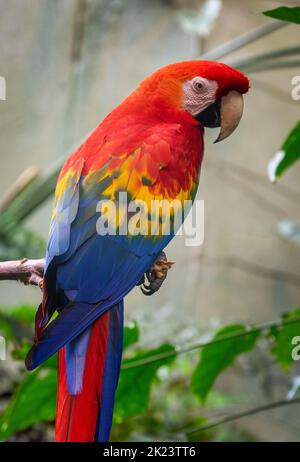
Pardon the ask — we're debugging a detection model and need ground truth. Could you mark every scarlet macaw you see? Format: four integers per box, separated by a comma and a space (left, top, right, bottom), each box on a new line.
25, 61, 249, 442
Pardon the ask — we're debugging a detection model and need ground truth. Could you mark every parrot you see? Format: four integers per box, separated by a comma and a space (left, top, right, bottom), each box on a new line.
25, 60, 249, 442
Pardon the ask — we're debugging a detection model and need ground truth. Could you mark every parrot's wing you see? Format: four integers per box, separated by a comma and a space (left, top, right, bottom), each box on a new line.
27, 121, 200, 368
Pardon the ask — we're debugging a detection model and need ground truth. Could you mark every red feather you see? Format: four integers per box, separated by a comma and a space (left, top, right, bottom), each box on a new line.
55, 312, 109, 442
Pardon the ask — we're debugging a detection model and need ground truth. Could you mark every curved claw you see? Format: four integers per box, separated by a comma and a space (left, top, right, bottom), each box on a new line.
139, 251, 174, 296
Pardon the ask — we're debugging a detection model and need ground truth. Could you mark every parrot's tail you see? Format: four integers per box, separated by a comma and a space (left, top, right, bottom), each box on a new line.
55, 301, 124, 442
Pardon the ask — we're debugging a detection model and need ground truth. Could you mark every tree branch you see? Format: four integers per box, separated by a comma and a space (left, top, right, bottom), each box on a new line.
0, 258, 45, 288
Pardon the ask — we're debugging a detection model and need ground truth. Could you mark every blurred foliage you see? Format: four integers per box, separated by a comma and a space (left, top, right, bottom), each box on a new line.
0, 222, 45, 260
0, 308, 177, 441
0, 305, 35, 342
263, 6, 300, 25
0, 305, 36, 325
1, 305, 300, 441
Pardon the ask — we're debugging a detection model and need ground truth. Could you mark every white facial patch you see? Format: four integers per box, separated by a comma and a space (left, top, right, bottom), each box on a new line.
183, 77, 218, 117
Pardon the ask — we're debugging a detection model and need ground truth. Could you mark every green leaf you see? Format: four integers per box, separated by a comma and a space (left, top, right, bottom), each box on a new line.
191, 324, 259, 403
271, 307, 300, 370
0, 367, 57, 440
263, 6, 300, 25
115, 343, 175, 421
268, 120, 300, 181
123, 321, 139, 351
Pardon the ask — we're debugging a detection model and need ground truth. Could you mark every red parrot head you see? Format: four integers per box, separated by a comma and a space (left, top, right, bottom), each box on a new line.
138, 60, 250, 142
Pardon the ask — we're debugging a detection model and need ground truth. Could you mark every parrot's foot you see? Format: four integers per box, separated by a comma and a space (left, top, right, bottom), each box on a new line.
18, 258, 44, 290
138, 251, 174, 296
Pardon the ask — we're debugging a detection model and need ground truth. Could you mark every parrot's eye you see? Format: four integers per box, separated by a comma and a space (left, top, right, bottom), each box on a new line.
192, 78, 205, 92
183, 76, 218, 118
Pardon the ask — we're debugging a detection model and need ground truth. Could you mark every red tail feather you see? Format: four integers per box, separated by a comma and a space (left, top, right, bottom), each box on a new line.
55, 312, 109, 442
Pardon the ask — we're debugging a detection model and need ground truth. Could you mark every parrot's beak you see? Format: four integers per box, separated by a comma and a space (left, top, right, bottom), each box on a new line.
195, 90, 244, 143
214, 90, 244, 143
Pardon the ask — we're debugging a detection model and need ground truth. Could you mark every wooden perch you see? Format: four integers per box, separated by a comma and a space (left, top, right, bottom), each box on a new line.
0, 258, 45, 288
0, 255, 173, 294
